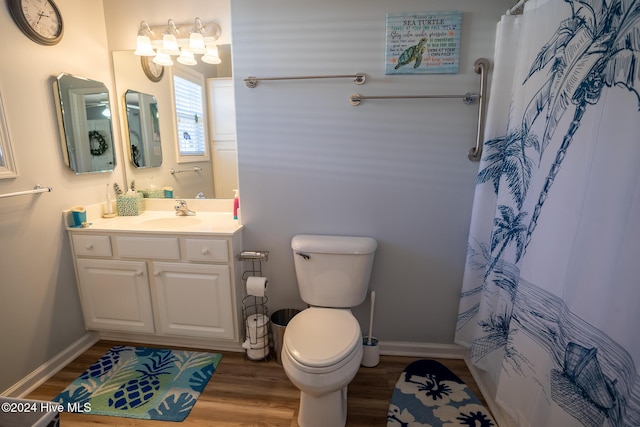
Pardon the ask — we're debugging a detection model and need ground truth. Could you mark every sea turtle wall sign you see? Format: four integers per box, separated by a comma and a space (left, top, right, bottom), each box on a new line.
385, 11, 462, 75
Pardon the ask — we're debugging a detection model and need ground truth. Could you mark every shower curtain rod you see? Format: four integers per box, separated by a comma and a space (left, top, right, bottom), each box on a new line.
0, 184, 52, 199
507, 0, 528, 15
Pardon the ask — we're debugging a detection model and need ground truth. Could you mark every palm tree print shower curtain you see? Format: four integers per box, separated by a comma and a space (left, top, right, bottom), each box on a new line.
456, 1, 640, 426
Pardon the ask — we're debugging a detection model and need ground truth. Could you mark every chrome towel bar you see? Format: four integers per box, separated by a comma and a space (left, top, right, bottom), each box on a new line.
349, 58, 490, 162
349, 92, 478, 105
244, 73, 366, 88
0, 184, 52, 199
170, 166, 202, 174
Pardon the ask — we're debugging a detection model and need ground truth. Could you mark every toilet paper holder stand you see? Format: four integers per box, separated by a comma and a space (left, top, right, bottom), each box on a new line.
238, 251, 271, 361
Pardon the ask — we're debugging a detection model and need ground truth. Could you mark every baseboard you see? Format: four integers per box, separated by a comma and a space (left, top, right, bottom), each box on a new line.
465, 357, 517, 427
379, 340, 467, 359
98, 331, 245, 353
2, 332, 100, 398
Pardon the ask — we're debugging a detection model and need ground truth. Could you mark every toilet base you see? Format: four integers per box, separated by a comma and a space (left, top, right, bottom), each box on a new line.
298, 386, 347, 427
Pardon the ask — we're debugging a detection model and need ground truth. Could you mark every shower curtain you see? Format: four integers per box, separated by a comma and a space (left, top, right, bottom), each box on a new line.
455, 1, 640, 426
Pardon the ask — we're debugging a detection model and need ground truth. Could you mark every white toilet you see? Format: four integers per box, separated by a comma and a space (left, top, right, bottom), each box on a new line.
282, 234, 377, 427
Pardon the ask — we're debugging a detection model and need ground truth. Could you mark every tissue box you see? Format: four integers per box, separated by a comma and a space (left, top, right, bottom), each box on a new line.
140, 188, 165, 198
117, 193, 145, 216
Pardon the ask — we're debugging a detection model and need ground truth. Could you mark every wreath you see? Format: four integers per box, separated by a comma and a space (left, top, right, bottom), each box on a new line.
89, 130, 108, 156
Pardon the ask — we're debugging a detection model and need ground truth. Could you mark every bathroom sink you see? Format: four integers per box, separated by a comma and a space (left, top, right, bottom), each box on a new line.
136, 216, 203, 228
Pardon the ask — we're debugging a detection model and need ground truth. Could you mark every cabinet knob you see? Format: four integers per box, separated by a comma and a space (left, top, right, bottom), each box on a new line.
85, 244, 94, 250
154, 271, 161, 277
135, 271, 144, 277
201, 247, 210, 255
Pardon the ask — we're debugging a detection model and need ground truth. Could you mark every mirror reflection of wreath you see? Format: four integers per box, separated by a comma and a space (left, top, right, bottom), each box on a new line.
89, 130, 108, 156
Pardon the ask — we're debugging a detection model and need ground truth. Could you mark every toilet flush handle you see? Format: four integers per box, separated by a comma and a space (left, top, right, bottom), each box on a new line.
295, 251, 311, 260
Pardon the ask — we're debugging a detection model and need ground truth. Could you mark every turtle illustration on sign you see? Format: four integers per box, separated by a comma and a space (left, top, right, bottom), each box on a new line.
395, 37, 427, 69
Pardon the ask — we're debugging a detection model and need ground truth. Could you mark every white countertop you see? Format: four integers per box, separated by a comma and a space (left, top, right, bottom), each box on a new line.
64, 201, 243, 235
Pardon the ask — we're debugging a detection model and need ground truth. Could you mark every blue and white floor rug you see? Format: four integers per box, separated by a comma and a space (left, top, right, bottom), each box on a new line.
387, 359, 496, 427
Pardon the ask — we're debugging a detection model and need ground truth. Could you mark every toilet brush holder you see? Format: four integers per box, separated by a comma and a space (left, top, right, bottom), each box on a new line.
361, 337, 379, 367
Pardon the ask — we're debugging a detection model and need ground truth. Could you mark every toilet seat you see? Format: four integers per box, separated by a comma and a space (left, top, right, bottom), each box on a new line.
284, 307, 361, 370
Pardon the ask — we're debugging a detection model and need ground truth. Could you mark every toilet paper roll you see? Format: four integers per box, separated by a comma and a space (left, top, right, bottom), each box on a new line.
242, 336, 270, 360
246, 276, 268, 297
245, 314, 269, 341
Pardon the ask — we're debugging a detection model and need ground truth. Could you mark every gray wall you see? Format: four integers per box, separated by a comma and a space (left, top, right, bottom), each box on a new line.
231, 0, 510, 342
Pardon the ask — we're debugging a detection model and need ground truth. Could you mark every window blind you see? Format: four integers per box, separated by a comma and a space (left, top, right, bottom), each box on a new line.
174, 75, 206, 156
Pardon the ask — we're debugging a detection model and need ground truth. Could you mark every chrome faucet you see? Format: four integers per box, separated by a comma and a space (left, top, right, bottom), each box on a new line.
174, 199, 196, 216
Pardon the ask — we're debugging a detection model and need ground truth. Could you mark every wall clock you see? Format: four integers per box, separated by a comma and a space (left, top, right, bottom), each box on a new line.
8, 0, 64, 46
141, 56, 164, 82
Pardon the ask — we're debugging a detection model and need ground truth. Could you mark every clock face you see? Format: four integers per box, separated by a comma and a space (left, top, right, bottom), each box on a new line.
9, 0, 63, 46
141, 56, 164, 82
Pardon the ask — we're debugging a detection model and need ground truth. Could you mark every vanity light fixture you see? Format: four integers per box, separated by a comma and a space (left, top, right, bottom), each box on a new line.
134, 18, 222, 67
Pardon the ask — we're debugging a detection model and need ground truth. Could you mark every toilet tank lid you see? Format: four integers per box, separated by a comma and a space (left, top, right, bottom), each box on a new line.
291, 234, 377, 254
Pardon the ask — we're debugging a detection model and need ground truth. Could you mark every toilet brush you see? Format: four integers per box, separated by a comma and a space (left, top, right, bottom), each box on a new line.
367, 291, 375, 345
362, 291, 379, 367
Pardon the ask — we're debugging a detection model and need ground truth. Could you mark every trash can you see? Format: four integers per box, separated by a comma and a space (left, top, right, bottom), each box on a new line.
270, 308, 301, 365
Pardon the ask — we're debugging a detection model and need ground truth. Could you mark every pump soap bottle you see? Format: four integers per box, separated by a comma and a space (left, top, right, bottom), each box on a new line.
233, 189, 240, 220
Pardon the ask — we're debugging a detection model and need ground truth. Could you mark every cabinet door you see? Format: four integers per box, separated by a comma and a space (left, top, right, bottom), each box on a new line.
152, 262, 235, 339
76, 259, 154, 333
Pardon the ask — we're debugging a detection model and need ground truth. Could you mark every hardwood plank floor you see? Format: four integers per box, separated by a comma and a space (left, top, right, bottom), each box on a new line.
25, 340, 487, 426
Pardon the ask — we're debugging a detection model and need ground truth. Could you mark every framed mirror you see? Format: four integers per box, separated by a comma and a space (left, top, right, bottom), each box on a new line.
0, 92, 18, 179
125, 90, 162, 168
54, 73, 116, 174
112, 49, 236, 199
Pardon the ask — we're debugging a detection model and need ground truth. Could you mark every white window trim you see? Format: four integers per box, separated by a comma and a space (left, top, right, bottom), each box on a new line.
171, 65, 210, 163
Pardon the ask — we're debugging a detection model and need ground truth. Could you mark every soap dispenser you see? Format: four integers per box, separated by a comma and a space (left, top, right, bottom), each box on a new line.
233, 189, 240, 220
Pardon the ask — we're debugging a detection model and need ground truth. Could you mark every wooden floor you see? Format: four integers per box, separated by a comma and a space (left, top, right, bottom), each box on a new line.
26, 340, 487, 426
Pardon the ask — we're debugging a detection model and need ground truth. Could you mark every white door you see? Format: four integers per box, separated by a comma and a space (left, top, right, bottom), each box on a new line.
152, 262, 235, 339
207, 78, 238, 198
76, 259, 154, 333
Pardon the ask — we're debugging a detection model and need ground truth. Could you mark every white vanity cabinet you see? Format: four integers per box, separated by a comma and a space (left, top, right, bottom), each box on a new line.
152, 262, 234, 339
75, 258, 154, 333
68, 228, 243, 350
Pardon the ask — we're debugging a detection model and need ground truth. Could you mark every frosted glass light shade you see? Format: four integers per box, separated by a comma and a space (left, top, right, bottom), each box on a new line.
189, 32, 206, 54
177, 49, 197, 65
153, 52, 173, 66
201, 46, 221, 64
161, 34, 180, 56
134, 35, 155, 56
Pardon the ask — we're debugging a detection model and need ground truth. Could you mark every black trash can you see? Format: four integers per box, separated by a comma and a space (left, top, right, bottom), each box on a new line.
270, 308, 301, 365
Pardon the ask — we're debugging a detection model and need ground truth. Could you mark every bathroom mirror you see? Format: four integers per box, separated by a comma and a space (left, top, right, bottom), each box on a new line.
54, 73, 116, 174
112, 49, 235, 199
0, 92, 18, 179
125, 90, 162, 168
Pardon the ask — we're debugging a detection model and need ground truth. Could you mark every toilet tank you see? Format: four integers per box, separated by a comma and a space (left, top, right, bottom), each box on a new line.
291, 234, 377, 307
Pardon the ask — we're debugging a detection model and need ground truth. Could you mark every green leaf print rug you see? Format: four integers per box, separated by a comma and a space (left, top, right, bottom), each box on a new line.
53, 345, 222, 422
387, 359, 496, 427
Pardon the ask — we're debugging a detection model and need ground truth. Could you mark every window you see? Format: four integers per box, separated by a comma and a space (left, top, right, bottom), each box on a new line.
172, 67, 208, 162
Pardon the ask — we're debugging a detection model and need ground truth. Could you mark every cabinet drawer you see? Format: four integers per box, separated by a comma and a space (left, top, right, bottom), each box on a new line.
73, 235, 112, 257
185, 239, 228, 262
116, 236, 180, 260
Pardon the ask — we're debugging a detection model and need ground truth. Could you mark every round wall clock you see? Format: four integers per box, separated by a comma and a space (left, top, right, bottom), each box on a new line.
141, 56, 164, 82
8, 0, 64, 46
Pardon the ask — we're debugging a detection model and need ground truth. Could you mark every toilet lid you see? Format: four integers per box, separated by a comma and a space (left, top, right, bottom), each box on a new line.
284, 308, 361, 368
